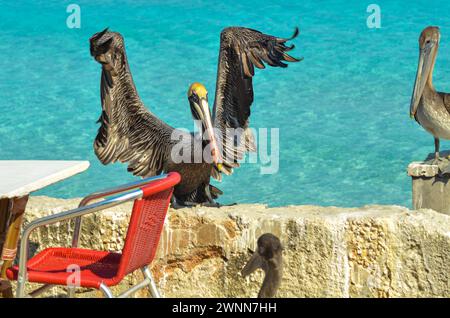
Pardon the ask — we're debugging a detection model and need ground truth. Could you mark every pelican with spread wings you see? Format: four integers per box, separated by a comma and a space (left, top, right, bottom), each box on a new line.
89, 27, 301, 208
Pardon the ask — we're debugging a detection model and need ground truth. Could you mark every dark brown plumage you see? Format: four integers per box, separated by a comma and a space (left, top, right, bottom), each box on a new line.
89, 27, 300, 207
242, 233, 283, 298
213, 27, 301, 169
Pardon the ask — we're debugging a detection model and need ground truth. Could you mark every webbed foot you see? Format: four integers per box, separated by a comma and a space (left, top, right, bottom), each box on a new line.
424, 156, 444, 166
200, 202, 238, 208
170, 196, 198, 209
440, 163, 450, 175
423, 156, 450, 175
201, 201, 222, 208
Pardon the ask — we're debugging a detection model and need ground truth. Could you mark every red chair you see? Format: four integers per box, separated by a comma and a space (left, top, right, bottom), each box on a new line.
6, 172, 181, 298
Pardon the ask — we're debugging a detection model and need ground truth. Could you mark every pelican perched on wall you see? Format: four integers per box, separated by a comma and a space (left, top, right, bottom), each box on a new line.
89, 27, 300, 208
410, 26, 450, 165
241, 233, 283, 298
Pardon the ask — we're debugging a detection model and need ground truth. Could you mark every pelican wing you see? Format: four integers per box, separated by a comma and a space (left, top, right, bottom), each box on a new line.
94, 69, 178, 177
212, 27, 300, 175
90, 29, 186, 178
441, 92, 450, 114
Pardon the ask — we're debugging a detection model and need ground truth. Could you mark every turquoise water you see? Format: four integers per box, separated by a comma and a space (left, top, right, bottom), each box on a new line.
1, 0, 450, 207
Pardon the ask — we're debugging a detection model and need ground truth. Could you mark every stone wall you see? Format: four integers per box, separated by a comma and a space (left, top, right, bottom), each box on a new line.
16, 197, 450, 298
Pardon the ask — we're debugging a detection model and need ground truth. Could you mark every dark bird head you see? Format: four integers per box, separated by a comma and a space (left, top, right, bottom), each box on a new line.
188, 82, 223, 171
241, 233, 283, 277
241, 233, 283, 298
410, 26, 440, 118
89, 28, 126, 74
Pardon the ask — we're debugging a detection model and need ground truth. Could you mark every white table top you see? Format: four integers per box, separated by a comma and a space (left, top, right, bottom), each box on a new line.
0, 160, 90, 199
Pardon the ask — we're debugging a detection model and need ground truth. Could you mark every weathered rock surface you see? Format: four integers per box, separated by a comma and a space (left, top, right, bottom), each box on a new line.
14, 197, 450, 298
407, 157, 450, 215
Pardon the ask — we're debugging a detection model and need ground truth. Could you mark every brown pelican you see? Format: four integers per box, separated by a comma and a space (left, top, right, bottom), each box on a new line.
241, 233, 283, 298
89, 27, 300, 208
410, 26, 450, 165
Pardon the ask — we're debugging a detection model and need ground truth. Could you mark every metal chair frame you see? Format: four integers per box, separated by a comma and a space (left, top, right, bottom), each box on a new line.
14, 174, 169, 298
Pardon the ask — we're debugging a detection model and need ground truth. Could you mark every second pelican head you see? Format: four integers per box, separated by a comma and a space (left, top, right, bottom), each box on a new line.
410, 26, 440, 118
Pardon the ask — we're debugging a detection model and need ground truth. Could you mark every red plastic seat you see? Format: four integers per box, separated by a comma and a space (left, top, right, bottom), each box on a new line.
7, 248, 122, 288
7, 172, 180, 296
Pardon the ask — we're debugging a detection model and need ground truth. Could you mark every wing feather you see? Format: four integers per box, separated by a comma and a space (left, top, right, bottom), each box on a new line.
212, 27, 301, 175
91, 30, 180, 178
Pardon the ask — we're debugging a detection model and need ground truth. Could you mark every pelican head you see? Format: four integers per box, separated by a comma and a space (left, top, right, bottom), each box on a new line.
90, 28, 125, 75
242, 233, 283, 275
188, 83, 222, 169
410, 26, 441, 118
241, 233, 283, 298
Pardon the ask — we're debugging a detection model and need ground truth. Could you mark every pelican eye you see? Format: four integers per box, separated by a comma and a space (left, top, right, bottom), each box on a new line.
190, 93, 199, 104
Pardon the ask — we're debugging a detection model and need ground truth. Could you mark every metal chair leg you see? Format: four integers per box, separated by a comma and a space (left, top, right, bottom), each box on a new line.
99, 283, 114, 298
67, 286, 76, 298
29, 284, 54, 298
16, 275, 27, 298
141, 266, 161, 298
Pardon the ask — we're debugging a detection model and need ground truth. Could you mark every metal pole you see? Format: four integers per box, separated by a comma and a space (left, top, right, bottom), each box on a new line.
142, 266, 161, 298
117, 279, 150, 298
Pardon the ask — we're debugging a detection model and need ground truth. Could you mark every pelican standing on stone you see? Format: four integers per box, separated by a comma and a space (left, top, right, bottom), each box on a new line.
241, 233, 283, 298
410, 26, 450, 166
89, 27, 301, 208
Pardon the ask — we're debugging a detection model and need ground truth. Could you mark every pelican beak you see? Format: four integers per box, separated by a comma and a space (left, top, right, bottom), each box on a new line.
241, 251, 266, 277
192, 97, 222, 169
410, 41, 436, 118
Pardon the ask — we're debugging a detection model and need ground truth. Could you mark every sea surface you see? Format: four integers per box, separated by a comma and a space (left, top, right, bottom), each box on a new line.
1, 0, 450, 207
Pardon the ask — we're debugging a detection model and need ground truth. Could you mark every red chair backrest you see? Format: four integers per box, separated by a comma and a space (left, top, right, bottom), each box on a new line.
117, 172, 180, 276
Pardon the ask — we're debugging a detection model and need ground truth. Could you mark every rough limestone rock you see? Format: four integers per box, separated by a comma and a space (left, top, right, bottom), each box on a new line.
408, 161, 450, 215
12, 196, 450, 298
